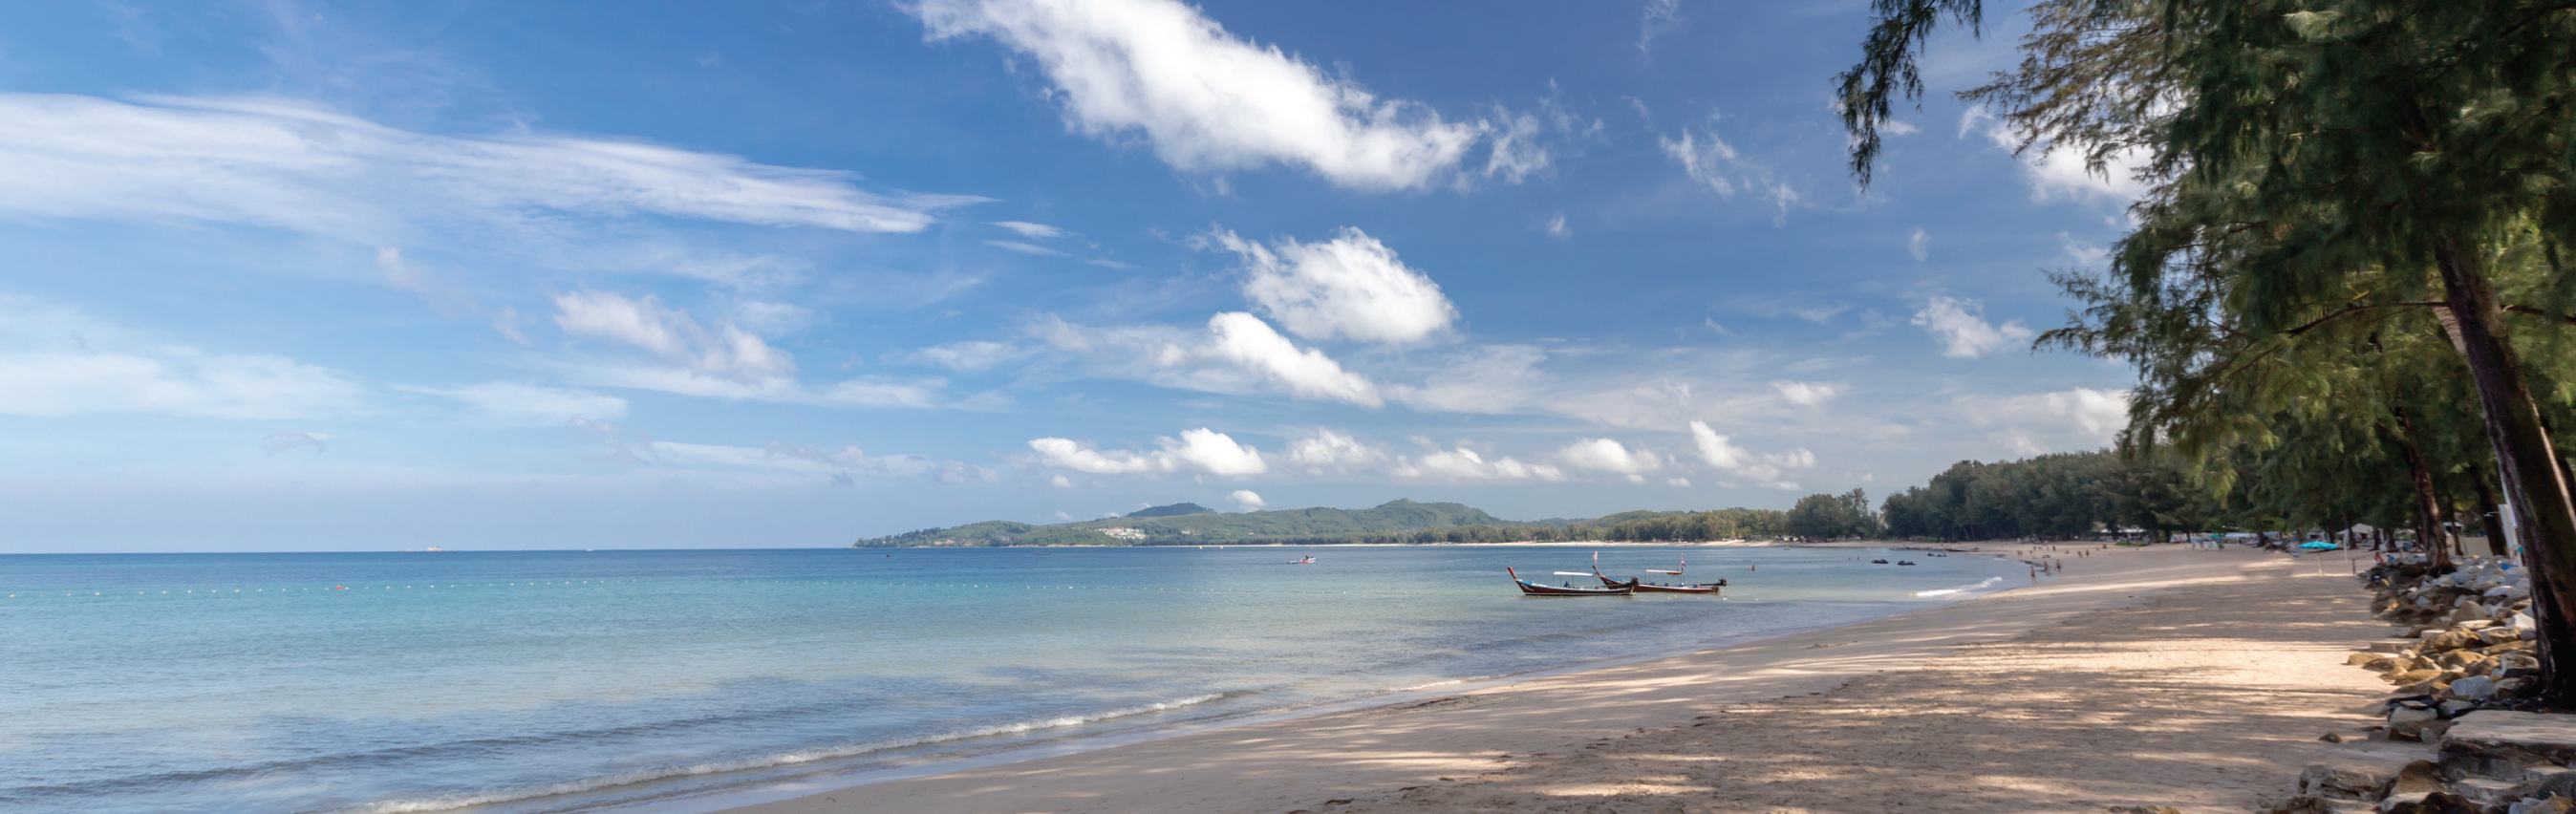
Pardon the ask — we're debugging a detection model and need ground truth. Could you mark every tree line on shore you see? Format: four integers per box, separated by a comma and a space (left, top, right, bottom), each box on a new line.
1835, 0, 2576, 701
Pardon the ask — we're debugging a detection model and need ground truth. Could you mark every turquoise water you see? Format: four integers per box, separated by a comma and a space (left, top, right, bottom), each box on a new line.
0, 546, 2020, 814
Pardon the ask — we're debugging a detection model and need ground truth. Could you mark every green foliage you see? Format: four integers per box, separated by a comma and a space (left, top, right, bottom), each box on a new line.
1882, 451, 2218, 541
1789, 488, 1882, 541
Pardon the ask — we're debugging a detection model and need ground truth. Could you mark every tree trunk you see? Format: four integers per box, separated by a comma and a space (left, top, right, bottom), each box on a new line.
2435, 234, 2576, 708
2475, 469, 2509, 556
2397, 410, 2457, 572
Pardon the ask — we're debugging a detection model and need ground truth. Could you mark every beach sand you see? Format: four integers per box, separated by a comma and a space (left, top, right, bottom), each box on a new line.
725, 546, 2389, 814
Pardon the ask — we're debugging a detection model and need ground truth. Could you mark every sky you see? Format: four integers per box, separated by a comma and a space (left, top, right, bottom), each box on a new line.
0, 0, 2142, 552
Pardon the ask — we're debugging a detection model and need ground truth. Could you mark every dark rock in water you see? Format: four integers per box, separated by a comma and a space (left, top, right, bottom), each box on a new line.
1125, 503, 1214, 518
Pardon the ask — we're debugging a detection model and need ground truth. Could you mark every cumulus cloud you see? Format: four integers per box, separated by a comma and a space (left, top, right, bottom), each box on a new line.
0, 93, 972, 241
1959, 387, 2132, 455
1038, 312, 1381, 406
1228, 489, 1265, 510
407, 382, 628, 426
1685, 420, 1810, 489
1285, 428, 1385, 470
1963, 106, 2151, 204
1911, 296, 2034, 358
912, 0, 1481, 191
1394, 445, 1566, 482
1026, 427, 1269, 477
1559, 438, 1662, 483
1213, 226, 1456, 345
1771, 380, 1840, 406
554, 290, 795, 384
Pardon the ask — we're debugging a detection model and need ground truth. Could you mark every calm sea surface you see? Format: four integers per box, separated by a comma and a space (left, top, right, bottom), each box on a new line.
0, 546, 2022, 814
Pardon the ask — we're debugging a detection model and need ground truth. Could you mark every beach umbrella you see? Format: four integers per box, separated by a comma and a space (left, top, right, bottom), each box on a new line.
2298, 541, 2339, 550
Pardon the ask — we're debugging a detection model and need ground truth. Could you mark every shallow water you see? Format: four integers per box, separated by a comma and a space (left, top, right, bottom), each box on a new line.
0, 546, 2020, 814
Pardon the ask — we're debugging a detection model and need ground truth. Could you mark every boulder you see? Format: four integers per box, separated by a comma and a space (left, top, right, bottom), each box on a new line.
2391, 669, 2446, 687
2511, 797, 2576, 814
2441, 711, 2576, 782
2483, 628, 2528, 646
2302, 742, 2441, 800
2379, 790, 2482, 813
2451, 676, 2501, 700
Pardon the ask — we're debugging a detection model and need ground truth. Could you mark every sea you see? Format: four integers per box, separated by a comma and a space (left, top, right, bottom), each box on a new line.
0, 545, 2025, 814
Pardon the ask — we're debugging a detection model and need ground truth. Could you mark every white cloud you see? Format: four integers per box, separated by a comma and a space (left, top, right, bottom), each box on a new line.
1384, 344, 1548, 414
1215, 226, 1456, 345
1284, 428, 1385, 471
1026, 427, 1269, 477
552, 291, 950, 409
991, 220, 1068, 239
1771, 380, 1840, 406
985, 239, 1068, 256
902, 340, 1023, 372
1911, 296, 2034, 358
1228, 489, 1265, 510
1688, 420, 1744, 469
0, 295, 367, 420
1637, 0, 1683, 54
1907, 227, 1930, 262
912, 0, 1480, 190
1481, 107, 1552, 183
1559, 438, 1662, 483
1660, 129, 1743, 197
1199, 313, 1381, 405
553, 290, 796, 384
1965, 109, 2151, 204
1685, 419, 1810, 489
0, 93, 972, 240
1393, 446, 1566, 482
1959, 387, 2132, 455
1039, 313, 1381, 406
646, 440, 998, 483
1545, 212, 1570, 239
409, 382, 628, 426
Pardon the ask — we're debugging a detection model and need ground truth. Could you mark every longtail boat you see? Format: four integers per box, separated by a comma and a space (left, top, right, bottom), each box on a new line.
1509, 567, 1635, 596
1593, 566, 1727, 594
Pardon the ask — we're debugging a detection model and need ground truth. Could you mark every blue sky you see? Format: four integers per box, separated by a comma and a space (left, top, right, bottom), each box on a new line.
0, 0, 2140, 551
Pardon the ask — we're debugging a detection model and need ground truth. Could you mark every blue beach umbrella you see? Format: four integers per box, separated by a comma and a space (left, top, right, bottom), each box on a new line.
2297, 541, 2340, 550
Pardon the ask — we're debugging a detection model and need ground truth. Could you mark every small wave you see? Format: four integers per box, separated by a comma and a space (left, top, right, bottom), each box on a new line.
351, 692, 1234, 814
1911, 576, 2005, 598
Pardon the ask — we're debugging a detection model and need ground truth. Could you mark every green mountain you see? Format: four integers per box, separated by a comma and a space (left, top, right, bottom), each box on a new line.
854, 499, 1535, 547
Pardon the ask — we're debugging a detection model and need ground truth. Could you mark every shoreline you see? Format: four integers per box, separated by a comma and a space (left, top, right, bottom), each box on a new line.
711, 544, 2371, 814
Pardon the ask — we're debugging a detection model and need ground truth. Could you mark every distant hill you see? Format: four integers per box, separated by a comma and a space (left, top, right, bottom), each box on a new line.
855, 499, 1538, 547
1125, 503, 1213, 518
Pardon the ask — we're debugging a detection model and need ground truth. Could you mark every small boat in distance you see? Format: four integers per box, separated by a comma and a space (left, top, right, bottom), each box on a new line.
1870, 559, 1890, 565
1897, 561, 1918, 566
1509, 567, 1635, 596
1291, 555, 1316, 564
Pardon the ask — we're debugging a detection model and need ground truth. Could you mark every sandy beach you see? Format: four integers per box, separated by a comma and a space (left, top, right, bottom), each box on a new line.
726, 545, 2390, 814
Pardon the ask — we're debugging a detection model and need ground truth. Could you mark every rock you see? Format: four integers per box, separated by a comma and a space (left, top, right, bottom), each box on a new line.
2305, 745, 2436, 800
2453, 777, 2522, 805
2261, 797, 2336, 814
2392, 669, 2447, 687
2511, 797, 2576, 814
2105, 807, 2183, 814
2364, 655, 2404, 673
2502, 768, 2576, 804
2389, 760, 2446, 795
2452, 676, 2501, 700
2379, 790, 2482, 814
2484, 627, 2528, 646
2441, 711, 2576, 782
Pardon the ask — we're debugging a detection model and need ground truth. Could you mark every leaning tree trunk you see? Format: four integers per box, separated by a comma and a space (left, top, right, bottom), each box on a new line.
2475, 470, 2509, 557
2397, 409, 2458, 573
2436, 235, 2576, 708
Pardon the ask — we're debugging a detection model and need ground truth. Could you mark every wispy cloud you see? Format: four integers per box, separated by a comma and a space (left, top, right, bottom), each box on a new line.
0, 93, 980, 241
0, 294, 366, 420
